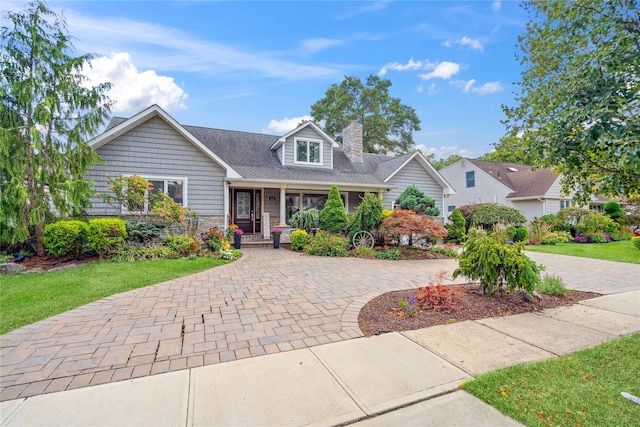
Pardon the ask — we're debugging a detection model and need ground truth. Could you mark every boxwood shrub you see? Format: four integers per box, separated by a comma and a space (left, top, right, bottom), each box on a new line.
43, 220, 89, 258
88, 218, 127, 259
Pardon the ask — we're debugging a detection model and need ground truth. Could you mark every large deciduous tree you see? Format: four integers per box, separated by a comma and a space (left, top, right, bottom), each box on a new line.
1, 0, 112, 254
310, 75, 421, 154
502, 0, 639, 203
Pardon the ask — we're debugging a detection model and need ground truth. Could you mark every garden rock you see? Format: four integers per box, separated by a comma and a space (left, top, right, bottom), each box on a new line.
0, 263, 27, 275
518, 289, 542, 302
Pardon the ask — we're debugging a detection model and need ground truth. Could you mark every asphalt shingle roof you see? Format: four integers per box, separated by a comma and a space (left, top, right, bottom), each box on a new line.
466, 158, 559, 199
107, 116, 411, 187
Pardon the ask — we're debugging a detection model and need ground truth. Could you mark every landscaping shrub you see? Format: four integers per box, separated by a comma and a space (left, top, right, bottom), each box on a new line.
164, 234, 201, 257
376, 248, 401, 260
289, 209, 319, 234
414, 284, 461, 312
319, 186, 348, 233
537, 275, 568, 295
603, 201, 625, 219
490, 223, 510, 244
456, 205, 475, 232
200, 226, 225, 252
507, 226, 529, 243
347, 193, 383, 239
350, 246, 376, 258
453, 236, 542, 296
556, 207, 595, 236
43, 220, 89, 258
126, 221, 166, 245
469, 203, 526, 229
581, 213, 617, 234
150, 192, 198, 235
87, 218, 127, 259
289, 229, 309, 251
378, 209, 447, 247
103, 174, 151, 213
426, 246, 459, 258
110, 244, 166, 262
220, 249, 241, 260
445, 208, 466, 243
394, 185, 440, 217
528, 220, 571, 245
304, 231, 349, 257
632, 236, 640, 250
466, 227, 487, 239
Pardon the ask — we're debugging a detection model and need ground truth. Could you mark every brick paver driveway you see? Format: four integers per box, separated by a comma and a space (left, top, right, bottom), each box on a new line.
2, 248, 638, 402
1, 248, 461, 401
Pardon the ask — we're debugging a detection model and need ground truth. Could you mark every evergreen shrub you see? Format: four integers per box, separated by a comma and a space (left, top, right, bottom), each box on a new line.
319, 186, 348, 233
290, 229, 309, 251
43, 220, 89, 258
87, 218, 127, 259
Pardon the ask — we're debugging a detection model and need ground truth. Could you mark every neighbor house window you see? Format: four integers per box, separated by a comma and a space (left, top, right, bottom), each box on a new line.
560, 199, 572, 210
447, 205, 456, 212
465, 171, 475, 188
122, 176, 187, 213
295, 138, 322, 165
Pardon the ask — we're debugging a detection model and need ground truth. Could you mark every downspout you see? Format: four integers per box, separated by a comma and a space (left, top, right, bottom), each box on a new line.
537, 197, 546, 216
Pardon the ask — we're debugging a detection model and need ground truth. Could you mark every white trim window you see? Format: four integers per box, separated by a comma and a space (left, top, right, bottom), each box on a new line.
121, 175, 187, 214
294, 138, 323, 165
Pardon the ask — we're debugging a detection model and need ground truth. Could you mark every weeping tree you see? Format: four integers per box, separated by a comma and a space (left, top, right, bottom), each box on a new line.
1, 1, 112, 254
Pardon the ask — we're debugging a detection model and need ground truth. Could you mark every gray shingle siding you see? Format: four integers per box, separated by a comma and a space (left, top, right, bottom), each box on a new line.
385, 158, 443, 213
282, 127, 333, 169
86, 117, 226, 216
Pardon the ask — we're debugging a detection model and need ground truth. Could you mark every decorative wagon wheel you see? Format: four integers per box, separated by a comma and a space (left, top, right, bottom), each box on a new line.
352, 230, 375, 249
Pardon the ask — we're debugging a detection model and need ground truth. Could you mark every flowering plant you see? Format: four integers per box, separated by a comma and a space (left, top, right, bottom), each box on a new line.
233, 228, 244, 235
270, 227, 283, 236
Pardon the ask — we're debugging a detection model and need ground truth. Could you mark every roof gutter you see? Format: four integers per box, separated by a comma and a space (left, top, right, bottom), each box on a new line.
226, 177, 395, 192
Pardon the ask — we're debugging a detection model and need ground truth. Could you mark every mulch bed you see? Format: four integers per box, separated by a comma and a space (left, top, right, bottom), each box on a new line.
359, 284, 601, 336
10, 254, 99, 272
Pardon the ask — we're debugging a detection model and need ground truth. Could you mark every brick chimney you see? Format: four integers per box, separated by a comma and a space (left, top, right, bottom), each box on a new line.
342, 121, 363, 163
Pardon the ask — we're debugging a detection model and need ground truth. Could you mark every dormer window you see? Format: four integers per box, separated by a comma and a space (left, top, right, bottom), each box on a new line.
295, 138, 322, 165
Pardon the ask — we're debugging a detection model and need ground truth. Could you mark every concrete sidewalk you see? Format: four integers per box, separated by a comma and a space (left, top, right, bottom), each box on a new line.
2, 290, 638, 427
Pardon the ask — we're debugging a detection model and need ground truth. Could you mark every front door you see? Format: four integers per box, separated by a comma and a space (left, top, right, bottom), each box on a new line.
233, 189, 261, 234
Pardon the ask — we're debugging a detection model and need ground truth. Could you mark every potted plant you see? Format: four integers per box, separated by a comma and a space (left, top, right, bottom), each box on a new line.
232, 227, 244, 249
270, 227, 283, 249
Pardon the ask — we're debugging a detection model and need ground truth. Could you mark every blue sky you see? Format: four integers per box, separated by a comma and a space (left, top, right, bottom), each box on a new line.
3, 0, 529, 158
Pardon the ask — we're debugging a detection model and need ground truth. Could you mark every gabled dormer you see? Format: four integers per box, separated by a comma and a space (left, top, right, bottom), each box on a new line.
270, 121, 339, 170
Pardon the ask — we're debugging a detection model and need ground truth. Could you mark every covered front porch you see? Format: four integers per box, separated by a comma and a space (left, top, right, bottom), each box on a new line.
227, 182, 389, 237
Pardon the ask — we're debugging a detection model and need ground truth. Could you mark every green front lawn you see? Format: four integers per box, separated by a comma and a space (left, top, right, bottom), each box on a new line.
525, 240, 640, 264
464, 334, 640, 426
0, 257, 226, 335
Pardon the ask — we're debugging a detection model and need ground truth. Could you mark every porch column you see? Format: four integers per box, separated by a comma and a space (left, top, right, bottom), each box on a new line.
279, 186, 287, 226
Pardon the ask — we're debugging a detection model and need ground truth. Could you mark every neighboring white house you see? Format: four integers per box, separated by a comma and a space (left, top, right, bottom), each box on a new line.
439, 158, 573, 222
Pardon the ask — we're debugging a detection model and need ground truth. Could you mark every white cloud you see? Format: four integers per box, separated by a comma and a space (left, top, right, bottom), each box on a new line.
492, 1, 502, 11
301, 38, 343, 54
460, 36, 484, 51
444, 36, 483, 51
455, 79, 503, 94
264, 116, 313, 134
378, 58, 423, 76
83, 53, 187, 114
65, 10, 337, 81
417, 83, 437, 95
415, 144, 475, 160
419, 61, 461, 80
474, 81, 503, 94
